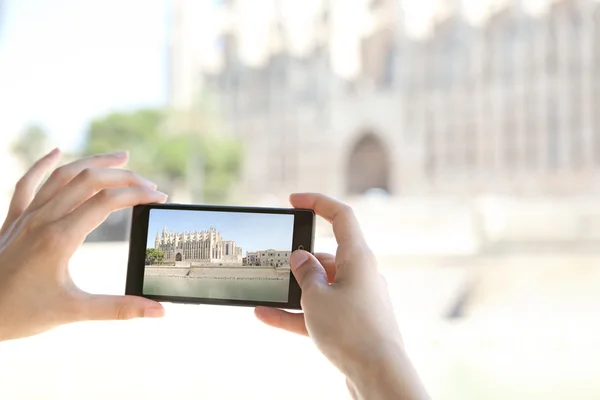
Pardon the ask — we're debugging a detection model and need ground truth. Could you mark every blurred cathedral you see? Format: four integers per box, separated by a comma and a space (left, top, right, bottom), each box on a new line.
169, 0, 600, 200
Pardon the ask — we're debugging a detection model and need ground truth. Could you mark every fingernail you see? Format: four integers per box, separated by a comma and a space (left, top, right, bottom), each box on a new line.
114, 151, 129, 158
143, 307, 165, 318
157, 191, 169, 200
290, 250, 310, 272
48, 148, 60, 156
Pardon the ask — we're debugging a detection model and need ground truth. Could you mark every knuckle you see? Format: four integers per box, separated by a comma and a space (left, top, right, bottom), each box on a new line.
298, 264, 325, 290
50, 166, 70, 184
95, 188, 114, 202
339, 204, 355, 218
77, 168, 104, 192
78, 167, 96, 181
125, 169, 136, 180
115, 305, 134, 320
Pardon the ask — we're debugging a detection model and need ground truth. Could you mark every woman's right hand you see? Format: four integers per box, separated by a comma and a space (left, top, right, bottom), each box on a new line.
255, 193, 429, 400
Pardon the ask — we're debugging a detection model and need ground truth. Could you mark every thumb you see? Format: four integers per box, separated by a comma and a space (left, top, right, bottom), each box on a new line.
290, 250, 328, 291
81, 294, 165, 321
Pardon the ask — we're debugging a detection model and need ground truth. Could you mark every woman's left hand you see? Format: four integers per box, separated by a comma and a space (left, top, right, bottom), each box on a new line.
0, 149, 168, 342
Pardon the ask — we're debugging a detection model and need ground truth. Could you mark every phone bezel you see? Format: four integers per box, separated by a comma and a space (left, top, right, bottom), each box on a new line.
125, 203, 314, 310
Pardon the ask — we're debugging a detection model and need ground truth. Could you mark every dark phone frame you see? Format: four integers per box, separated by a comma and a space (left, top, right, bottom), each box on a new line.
125, 203, 315, 310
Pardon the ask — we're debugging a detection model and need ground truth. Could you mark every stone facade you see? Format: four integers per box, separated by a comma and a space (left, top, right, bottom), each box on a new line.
243, 250, 291, 268
154, 226, 242, 264
169, 0, 600, 200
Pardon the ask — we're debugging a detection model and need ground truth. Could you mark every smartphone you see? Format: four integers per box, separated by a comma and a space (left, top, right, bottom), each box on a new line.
125, 203, 315, 309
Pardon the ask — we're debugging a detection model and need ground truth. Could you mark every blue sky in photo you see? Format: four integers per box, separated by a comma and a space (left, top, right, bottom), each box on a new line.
147, 209, 294, 254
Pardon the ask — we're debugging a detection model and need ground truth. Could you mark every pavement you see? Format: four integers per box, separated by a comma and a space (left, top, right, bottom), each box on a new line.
1, 241, 600, 399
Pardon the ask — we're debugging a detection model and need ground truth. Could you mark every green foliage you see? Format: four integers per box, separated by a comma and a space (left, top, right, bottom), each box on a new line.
84, 109, 184, 181
12, 124, 50, 167
145, 248, 164, 265
194, 135, 244, 203
82, 109, 243, 203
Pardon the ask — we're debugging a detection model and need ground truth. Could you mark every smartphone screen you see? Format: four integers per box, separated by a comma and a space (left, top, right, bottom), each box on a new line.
126, 204, 314, 309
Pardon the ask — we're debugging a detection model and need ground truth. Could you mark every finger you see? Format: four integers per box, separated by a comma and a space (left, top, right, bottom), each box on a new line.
290, 250, 328, 291
291, 193, 375, 282
38, 168, 157, 223
315, 253, 336, 284
58, 187, 168, 246
79, 294, 165, 321
0, 148, 61, 234
254, 307, 308, 336
29, 151, 129, 211
290, 193, 367, 247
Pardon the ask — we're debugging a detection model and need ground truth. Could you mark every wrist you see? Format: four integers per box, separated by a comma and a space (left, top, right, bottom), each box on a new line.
343, 342, 429, 400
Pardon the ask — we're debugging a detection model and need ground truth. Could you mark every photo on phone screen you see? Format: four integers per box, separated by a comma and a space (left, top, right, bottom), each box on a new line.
143, 209, 296, 303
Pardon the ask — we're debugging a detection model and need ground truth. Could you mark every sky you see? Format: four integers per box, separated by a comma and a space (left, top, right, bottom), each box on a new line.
0, 0, 168, 151
147, 209, 295, 254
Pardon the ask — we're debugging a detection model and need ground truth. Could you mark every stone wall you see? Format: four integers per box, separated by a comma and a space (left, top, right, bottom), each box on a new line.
172, 261, 244, 268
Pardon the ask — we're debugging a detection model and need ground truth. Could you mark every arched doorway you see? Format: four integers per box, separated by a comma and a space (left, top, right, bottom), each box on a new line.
346, 133, 391, 195
176, 253, 183, 262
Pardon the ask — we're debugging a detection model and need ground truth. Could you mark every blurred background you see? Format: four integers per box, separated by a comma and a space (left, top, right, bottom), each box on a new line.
1, 0, 600, 399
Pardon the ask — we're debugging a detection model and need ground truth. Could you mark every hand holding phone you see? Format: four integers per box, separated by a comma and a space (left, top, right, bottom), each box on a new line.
0, 151, 167, 342
126, 203, 315, 309
255, 193, 430, 400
